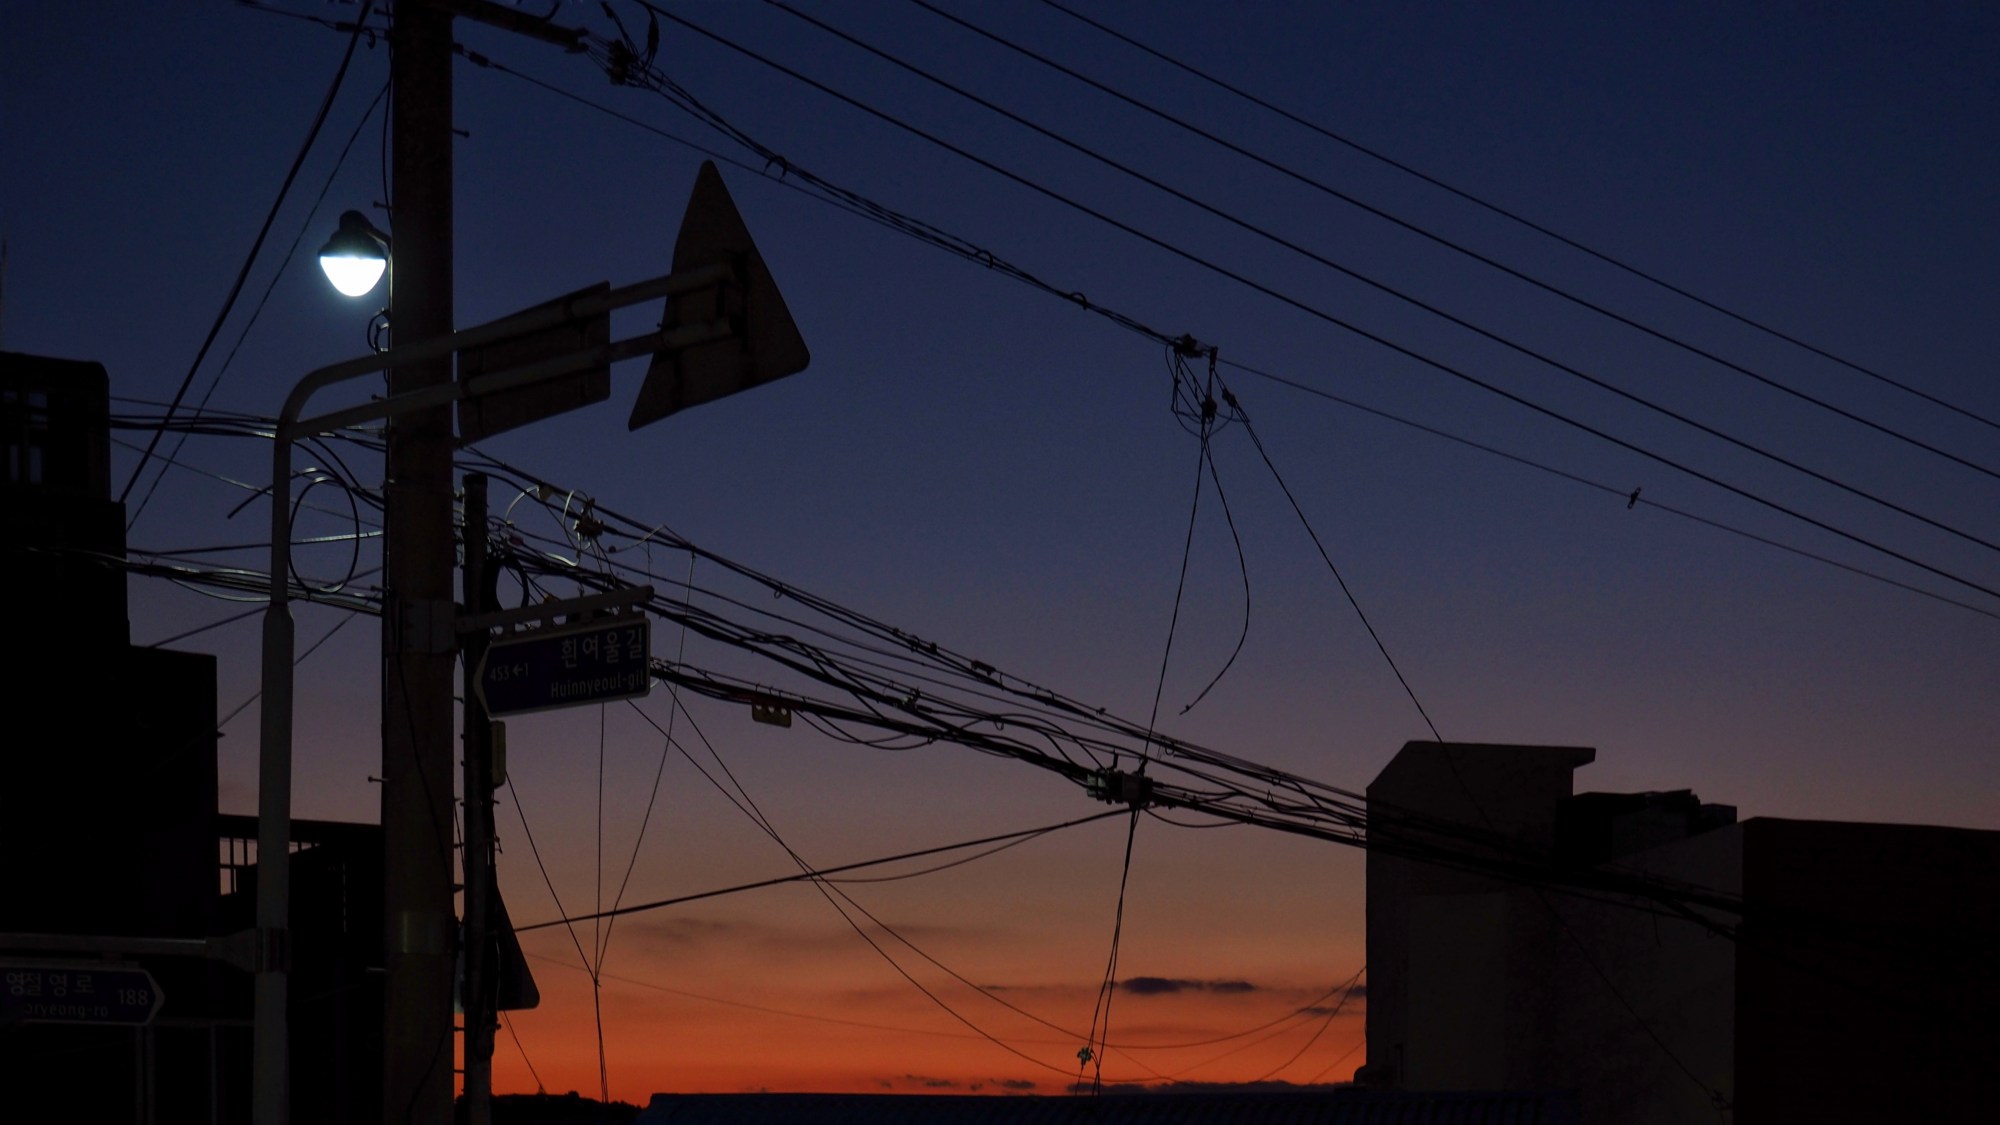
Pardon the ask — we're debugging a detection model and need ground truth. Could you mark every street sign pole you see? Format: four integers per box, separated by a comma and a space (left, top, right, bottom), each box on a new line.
461, 473, 497, 1125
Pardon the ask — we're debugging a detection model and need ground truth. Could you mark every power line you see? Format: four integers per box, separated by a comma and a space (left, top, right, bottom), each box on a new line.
481, 504, 1751, 923
750, 0, 2000, 556
647, 697, 1119, 1081
1028, 0, 2000, 435
125, 77, 392, 528
634, 4, 2000, 600
464, 54, 1995, 620
901, 0, 1996, 481
514, 809, 1126, 933
1246, 967, 1365, 1084
1218, 358, 1999, 622
120, 0, 380, 518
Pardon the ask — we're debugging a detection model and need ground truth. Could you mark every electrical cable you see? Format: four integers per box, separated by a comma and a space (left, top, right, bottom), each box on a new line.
109, 433, 386, 534
902, 0, 1998, 480
1220, 381, 1444, 740
592, 701, 610, 1103
1170, 349, 1252, 715
458, 449, 1765, 927
637, 5, 2000, 599
1080, 810, 1140, 1095
461, 56, 1995, 620
1028, 0, 2000, 435
1245, 967, 1364, 1083
515, 808, 1127, 933
141, 603, 267, 649
120, 0, 380, 519
504, 775, 595, 974
125, 78, 393, 529
752, 0, 2000, 554
675, 707, 1116, 1080
1302, 1037, 1364, 1085
1137, 366, 1216, 758
596, 555, 698, 963
1217, 358, 2000, 621
618, 695, 1125, 1073
499, 1011, 547, 1095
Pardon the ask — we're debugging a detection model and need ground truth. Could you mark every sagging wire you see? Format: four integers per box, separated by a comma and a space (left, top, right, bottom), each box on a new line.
1167, 342, 1252, 715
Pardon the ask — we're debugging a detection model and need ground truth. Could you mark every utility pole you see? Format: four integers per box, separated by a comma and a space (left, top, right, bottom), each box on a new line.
461, 473, 498, 1125
383, 4, 456, 1123
252, 9, 790, 1122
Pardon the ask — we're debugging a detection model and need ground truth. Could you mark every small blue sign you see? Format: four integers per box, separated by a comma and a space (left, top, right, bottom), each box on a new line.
477, 617, 651, 717
1, 962, 163, 1026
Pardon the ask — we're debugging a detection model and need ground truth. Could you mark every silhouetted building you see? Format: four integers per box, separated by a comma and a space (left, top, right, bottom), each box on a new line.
0, 351, 381, 1124
1359, 741, 2000, 1124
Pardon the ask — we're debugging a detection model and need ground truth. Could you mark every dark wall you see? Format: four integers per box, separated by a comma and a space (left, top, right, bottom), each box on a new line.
1735, 818, 2000, 1124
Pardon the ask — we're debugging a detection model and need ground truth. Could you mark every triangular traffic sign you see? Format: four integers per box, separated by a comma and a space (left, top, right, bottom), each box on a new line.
628, 161, 810, 429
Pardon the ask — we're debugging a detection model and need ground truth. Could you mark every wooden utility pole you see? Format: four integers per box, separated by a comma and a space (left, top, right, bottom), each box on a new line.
383, 4, 456, 1123
362, 7, 782, 1121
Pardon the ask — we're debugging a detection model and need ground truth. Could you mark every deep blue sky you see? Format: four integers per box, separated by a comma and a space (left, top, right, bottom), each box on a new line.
5, 0, 1994, 1095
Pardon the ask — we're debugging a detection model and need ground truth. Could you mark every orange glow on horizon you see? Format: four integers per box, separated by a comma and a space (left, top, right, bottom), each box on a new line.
475, 942, 1367, 1102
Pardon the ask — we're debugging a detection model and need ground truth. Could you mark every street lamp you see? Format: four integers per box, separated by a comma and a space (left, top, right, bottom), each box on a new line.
316, 210, 390, 297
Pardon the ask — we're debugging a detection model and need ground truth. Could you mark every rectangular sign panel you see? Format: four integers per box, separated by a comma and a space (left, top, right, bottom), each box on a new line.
458, 281, 612, 443
477, 616, 651, 718
1, 962, 163, 1026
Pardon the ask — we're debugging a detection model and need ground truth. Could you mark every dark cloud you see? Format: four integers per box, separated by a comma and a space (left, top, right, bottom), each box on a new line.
995, 1079, 1037, 1091
1298, 984, 1367, 1016
1122, 976, 1198, 995
627, 917, 737, 944
902, 1074, 961, 1089
1119, 976, 1261, 995
1070, 1080, 1348, 1096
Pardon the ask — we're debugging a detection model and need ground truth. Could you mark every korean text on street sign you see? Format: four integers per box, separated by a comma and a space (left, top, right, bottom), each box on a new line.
477, 616, 651, 718
1, 962, 163, 1026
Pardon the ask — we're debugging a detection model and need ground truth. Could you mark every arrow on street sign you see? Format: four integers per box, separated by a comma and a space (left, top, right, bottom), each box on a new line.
1, 961, 164, 1026
476, 616, 651, 718
628, 161, 811, 429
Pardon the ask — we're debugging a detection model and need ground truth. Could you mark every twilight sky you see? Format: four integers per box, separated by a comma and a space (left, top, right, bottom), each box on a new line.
4, 0, 1995, 1100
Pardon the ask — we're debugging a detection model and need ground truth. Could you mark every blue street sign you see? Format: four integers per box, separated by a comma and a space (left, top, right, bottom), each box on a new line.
1, 962, 163, 1026
477, 616, 651, 717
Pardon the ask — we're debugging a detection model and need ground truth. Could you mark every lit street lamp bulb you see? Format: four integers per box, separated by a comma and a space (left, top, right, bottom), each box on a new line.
319, 253, 387, 298
316, 210, 391, 297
